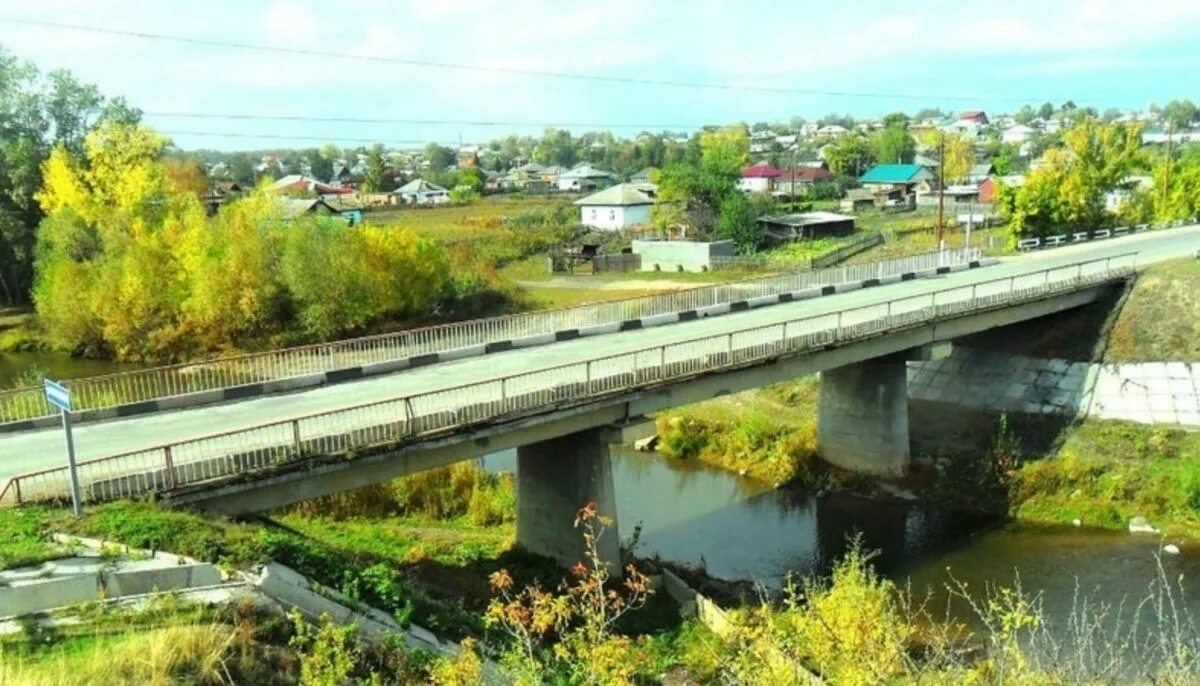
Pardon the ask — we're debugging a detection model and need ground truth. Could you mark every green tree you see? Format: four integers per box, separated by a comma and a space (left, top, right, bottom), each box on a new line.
360, 144, 387, 192
824, 135, 873, 177
534, 128, 578, 166
654, 125, 748, 232
1162, 99, 1198, 131
871, 125, 915, 164
424, 143, 456, 174
1014, 105, 1037, 125
1038, 102, 1055, 120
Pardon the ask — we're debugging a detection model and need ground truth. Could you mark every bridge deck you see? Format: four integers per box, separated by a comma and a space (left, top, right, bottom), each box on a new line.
1, 226, 1197, 499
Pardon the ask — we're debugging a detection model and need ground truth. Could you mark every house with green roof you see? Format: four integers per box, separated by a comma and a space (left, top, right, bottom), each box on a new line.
859, 164, 937, 196
574, 183, 657, 230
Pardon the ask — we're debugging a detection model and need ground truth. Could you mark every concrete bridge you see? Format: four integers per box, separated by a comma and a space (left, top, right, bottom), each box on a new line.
2, 226, 1198, 568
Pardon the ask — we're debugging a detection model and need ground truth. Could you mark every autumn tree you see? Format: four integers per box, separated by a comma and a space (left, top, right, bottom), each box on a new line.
871, 125, 915, 165
998, 118, 1144, 243
654, 125, 749, 234
360, 143, 388, 192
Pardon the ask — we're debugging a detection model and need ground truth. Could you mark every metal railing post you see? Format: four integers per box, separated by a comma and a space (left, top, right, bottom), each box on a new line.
292, 420, 302, 451
163, 446, 176, 489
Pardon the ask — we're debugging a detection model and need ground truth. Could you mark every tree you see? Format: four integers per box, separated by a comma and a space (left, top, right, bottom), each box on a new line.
880, 112, 910, 129
824, 135, 873, 177
0, 48, 133, 304
423, 143, 456, 174
1162, 99, 1198, 131
918, 131, 972, 184
534, 128, 578, 167
1014, 105, 1037, 125
913, 107, 946, 122
1000, 118, 1144, 242
308, 148, 333, 183
1038, 102, 1055, 120
654, 125, 748, 232
360, 144, 387, 192
871, 126, 915, 164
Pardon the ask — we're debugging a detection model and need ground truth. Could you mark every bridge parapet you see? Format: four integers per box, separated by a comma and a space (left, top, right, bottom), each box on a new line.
0, 249, 980, 430
0, 252, 1135, 509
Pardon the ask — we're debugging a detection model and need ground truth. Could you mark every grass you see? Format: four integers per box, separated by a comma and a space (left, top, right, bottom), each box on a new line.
656, 377, 827, 486
0, 507, 66, 570
1106, 257, 1200, 362
1011, 419, 1200, 538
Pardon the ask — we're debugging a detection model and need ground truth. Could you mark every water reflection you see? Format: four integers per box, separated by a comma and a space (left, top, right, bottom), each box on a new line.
482, 445, 989, 588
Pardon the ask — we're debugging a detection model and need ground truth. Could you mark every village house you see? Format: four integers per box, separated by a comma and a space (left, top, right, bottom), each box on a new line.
967, 163, 996, 184
202, 181, 242, 215
816, 124, 849, 137
630, 167, 657, 184
773, 167, 835, 197
739, 161, 784, 193
557, 164, 617, 192
270, 175, 352, 196
277, 197, 339, 222
859, 164, 937, 197
1001, 124, 1036, 144
978, 174, 1025, 203
957, 110, 989, 127
393, 179, 450, 205
574, 183, 656, 230
757, 211, 855, 241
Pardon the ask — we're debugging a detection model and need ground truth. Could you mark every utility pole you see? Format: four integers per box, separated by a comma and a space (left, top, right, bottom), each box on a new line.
790, 147, 796, 212
937, 132, 946, 250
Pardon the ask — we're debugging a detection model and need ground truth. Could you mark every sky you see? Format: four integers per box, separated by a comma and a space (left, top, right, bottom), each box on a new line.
1, 0, 1198, 151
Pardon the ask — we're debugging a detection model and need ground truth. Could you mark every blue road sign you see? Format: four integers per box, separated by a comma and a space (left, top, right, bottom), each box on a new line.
44, 379, 71, 412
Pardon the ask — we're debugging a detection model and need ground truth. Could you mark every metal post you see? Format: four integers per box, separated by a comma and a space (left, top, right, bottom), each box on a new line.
61, 409, 83, 517
163, 446, 177, 489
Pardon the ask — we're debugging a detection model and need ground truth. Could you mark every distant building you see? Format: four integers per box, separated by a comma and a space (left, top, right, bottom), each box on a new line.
394, 179, 450, 205
816, 124, 849, 137
1001, 124, 1036, 144
978, 174, 1025, 204
739, 161, 784, 193
757, 212, 856, 240
859, 164, 937, 195
271, 174, 351, 196
277, 197, 339, 221
957, 110, 990, 126
630, 167, 658, 184
201, 181, 242, 216
967, 163, 996, 183
557, 164, 617, 192
776, 166, 835, 191
574, 183, 657, 230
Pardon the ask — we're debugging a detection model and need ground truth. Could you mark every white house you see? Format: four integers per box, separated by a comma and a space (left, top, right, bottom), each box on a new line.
1001, 124, 1036, 144
739, 162, 784, 193
816, 124, 849, 137
574, 183, 656, 230
394, 179, 449, 205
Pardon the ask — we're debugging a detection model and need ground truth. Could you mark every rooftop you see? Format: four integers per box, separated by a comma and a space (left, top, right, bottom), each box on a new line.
758, 211, 855, 227
860, 164, 935, 184
574, 182, 657, 206
742, 162, 784, 178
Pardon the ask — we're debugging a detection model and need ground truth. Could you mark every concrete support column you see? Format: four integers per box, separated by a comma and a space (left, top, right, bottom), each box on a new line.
517, 428, 620, 572
818, 354, 910, 476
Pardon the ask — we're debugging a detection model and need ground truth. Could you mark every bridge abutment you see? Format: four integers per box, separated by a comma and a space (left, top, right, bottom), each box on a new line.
516, 428, 621, 573
818, 353, 910, 476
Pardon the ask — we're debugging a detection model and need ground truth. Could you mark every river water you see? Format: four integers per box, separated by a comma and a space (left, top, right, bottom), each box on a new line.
483, 446, 1200, 644
0, 351, 141, 388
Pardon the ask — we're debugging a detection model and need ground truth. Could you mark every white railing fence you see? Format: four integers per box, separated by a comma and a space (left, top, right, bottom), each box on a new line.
0, 252, 1134, 509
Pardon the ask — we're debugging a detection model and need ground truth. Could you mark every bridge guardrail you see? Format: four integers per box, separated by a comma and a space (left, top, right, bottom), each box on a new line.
0, 248, 979, 426
1015, 217, 1197, 252
0, 251, 1135, 508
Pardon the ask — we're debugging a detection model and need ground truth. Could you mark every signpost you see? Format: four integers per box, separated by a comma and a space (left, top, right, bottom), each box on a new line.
44, 379, 83, 517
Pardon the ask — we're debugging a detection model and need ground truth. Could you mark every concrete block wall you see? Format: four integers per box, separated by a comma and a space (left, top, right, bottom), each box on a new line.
631, 239, 736, 272
908, 348, 1200, 427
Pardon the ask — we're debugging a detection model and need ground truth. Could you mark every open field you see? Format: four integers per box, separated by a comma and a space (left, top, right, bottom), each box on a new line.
365, 195, 573, 240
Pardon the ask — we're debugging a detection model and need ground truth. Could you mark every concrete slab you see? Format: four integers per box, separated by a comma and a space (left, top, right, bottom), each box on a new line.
102, 563, 222, 597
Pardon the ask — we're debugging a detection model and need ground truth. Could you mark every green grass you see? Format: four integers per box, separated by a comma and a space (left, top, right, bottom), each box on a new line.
656, 377, 827, 486
0, 507, 65, 570
1106, 258, 1200, 362
1011, 420, 1200, 537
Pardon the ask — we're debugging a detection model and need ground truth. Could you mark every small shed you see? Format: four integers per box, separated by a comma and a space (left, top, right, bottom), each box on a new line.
757, 212, 856, 241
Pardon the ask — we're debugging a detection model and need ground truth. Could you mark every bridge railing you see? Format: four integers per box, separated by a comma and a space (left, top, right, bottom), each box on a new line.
0, 252, 1134, 509
0, 248, 979, 426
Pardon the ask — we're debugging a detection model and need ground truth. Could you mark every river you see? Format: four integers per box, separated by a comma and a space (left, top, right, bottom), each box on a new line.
483, 445, 1200, 658
0, 351, 141, 388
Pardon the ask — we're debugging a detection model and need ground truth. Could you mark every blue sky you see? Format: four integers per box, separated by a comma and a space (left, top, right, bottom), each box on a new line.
2, 0, 1197, 150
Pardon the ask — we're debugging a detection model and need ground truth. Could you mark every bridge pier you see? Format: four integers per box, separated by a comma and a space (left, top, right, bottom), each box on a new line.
818, 353, 910, 476
516, 428, 621, 573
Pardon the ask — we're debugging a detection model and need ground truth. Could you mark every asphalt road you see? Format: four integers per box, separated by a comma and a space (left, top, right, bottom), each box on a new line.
2, 225, 1197, 481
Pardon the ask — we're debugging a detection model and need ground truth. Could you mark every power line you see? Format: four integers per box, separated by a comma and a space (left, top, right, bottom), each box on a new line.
145, 111, 701, 130
1, 17, 1037, 103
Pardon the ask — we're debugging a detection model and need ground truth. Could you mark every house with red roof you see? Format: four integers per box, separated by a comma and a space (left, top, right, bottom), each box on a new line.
776, 166, 835, 190
957, 110, 990, 127
739, 161, 784, 193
